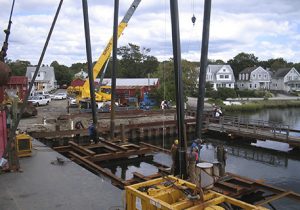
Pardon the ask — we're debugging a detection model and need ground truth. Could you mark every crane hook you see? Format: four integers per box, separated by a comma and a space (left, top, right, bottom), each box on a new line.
191, 14, 196, 26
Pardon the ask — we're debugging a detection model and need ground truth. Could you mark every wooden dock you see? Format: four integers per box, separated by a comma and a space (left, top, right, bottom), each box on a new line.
204, 116, 300, 147
29, 114, 300, 148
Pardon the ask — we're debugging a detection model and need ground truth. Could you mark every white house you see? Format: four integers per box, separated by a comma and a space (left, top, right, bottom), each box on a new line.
237, 66, 271, 90
270, 67, 300, 92
205, 65, 235, 90
74, 69, 88, 79
26, 66, 57, 92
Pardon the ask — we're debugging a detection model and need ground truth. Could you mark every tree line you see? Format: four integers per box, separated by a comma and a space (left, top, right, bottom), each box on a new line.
6, 43, 300, 102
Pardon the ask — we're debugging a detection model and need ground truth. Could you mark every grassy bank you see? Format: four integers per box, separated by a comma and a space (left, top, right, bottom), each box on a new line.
222, 100, 300, 112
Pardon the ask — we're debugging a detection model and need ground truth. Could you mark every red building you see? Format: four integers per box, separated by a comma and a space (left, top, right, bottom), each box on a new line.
101, 78, 159, 102
0, 76, 28, 103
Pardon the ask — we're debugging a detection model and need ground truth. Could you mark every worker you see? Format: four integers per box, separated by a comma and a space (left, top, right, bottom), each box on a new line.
170, 139, 179, 175
191, 138, 203, 162
188, 146, 198, 184
75, 121, 84, 141
88, 123, 97, 144
216, 145, 227, 176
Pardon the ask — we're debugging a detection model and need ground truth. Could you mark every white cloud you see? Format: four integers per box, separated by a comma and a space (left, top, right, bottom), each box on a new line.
0, 0, 300, 66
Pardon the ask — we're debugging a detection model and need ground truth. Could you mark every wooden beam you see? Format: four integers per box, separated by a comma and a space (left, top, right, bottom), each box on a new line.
69, 151, 125, 188
256, 191, 292, 206
69, 141, 96, 156
90, 148, 152, 162
140, 142, 171, 154
98, 139, 128, 151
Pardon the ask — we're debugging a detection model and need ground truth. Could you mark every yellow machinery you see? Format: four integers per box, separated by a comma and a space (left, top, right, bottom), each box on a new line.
126, 176, 268, 210
70, 0, 141, 102
16, 133, 32, 157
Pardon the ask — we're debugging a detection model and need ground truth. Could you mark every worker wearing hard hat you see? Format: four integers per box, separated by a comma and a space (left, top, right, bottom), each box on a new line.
170, 139, 179, 175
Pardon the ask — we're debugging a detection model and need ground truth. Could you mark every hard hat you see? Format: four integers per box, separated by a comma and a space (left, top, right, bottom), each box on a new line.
174, 139, 179, 145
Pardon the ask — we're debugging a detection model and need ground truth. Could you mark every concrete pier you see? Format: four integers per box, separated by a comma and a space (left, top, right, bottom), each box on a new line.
0, 140, 123, 210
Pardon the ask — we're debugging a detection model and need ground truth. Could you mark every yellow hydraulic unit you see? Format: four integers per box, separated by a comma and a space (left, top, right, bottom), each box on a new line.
125, 176, 268, 210
16, 133, 32, 157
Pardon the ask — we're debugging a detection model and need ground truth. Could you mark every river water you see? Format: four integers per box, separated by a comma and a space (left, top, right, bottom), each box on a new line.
105, 108, 300, 209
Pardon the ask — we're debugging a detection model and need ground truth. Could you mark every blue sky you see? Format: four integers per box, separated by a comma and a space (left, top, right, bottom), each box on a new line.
0, 0, 300, 66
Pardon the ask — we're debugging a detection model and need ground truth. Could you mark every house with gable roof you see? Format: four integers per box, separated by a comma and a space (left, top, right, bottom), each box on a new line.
270, 67, 300, 92
205, 65, 235, 90
236, 66, 271, 90
26, 66, 57, 92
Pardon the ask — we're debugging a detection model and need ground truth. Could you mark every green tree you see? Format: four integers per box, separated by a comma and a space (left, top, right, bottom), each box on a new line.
117, 43, 159, 78
69, 62, 88, 75
228, 52, 258, 78
208, 59, 225, 65
152, 59, 198, 103
7, 59, 31, 76
50, 61, 73, 86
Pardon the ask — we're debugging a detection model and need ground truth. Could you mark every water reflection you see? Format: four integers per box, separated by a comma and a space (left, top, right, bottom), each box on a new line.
236, 107, 300, 129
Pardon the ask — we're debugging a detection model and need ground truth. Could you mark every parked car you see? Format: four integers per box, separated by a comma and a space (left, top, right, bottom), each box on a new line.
28, 96, 49, 106
69, 98, 78, 108
43, 94, 52, 102
53, 93, 67, 100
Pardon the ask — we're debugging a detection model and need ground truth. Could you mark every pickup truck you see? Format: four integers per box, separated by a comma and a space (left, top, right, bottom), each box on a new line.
28, 96, 49, 106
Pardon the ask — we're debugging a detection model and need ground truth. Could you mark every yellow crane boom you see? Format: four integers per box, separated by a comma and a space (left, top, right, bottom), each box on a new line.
80, 0, 141, 101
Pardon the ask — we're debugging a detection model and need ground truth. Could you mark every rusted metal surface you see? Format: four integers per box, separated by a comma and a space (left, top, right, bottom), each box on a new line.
69, 141, 95, 156
30, 118, 196, 139
69, 151, 126, 188
90, 147, 151, 162
214, 172, 300, 205
0, 61, 11, 86
0, 111, 7, 157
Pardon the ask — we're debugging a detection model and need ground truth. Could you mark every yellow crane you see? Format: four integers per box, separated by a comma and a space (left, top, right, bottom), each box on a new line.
69, 0, 141, 102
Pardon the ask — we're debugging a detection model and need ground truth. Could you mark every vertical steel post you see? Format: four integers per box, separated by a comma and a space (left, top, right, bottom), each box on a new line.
170, 0, 187, 178
82, 0, 98, 141
110, 0, 119, 140
196, 0, 212, 139
4, 0, 63, 170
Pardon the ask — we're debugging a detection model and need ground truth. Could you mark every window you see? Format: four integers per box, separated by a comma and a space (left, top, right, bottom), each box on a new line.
220, 75, 224, 78
223, 69, 226, 72
242, 84, 244, 87
225, 75, 229, 79
242, 74, 245, 80
254, 84, 257, 89
239, 74, 242, 80
229, 84, 231, 87
258, 74, 261, 78
264, 74, 267, 78
222, 84, 226, 87
38, 73, 40, 77
246, 74, 249, 80
252, 74, 256, 79
249, 84, 252, 88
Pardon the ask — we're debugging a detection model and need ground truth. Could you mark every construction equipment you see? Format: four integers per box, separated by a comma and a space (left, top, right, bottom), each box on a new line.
68, 0, 141, 103
16, 133, 32, 157
126, 176, 268, 210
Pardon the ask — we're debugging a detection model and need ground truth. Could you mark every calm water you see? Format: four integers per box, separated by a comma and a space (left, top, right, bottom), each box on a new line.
104, 108, 300, 209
